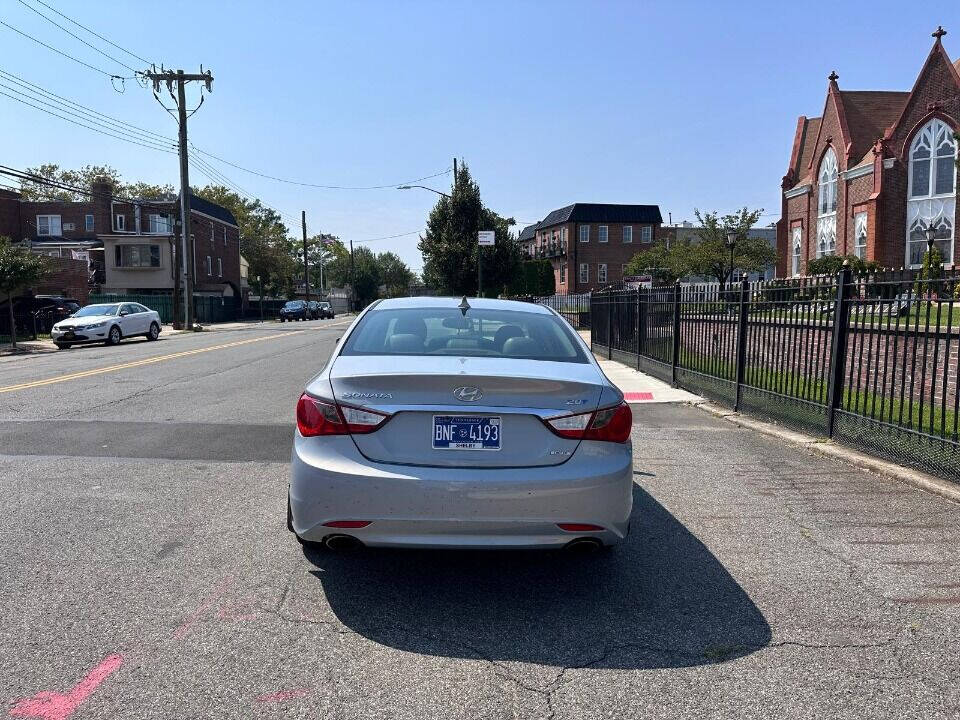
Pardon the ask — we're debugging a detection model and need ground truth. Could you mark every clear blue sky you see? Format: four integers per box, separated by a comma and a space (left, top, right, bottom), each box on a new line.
1, 0, 957, 271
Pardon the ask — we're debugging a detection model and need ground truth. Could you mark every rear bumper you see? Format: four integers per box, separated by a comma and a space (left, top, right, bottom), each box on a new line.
289, 433, 633, 548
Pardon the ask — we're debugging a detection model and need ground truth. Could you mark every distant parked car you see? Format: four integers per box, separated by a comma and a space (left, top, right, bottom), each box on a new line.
0, 295, 81, 335
306, 301, 321, 320
317, 301, 335, 319
279, 300, 309, 322
50, 302, 161, 349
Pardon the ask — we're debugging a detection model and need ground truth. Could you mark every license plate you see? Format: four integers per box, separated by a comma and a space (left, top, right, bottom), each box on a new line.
64, 332, 75, 339
433, 415, 501, 451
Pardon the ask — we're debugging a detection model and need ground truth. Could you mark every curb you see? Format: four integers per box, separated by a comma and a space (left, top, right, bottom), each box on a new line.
693, 400, 960, 506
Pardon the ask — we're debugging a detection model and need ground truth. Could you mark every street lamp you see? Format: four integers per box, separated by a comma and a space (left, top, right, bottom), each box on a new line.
925, 225, 937, 256
397, 185, 451, 198
725, 231, 737, 290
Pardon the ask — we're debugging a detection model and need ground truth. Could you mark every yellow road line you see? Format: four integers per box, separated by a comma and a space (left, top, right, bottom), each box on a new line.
0, 331, 304, 394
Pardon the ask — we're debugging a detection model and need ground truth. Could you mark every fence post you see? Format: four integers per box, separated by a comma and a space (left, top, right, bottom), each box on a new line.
734, 274, 750, 411
671, 280, 681, 386
607, 289, 613, 360
636, 287, 642, 370
826, 264, 853, 437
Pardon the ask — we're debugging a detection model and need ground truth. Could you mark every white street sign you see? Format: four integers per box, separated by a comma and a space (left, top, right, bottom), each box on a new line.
478, 231, 495, 246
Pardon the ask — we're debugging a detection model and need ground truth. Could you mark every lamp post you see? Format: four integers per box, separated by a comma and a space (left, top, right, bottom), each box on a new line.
725, 231, 737, 292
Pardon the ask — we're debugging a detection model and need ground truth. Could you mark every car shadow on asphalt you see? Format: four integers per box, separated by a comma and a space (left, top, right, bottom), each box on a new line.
301, 484, 771, 669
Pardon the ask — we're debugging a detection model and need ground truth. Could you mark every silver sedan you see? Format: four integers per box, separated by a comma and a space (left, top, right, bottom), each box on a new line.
288, 297, 633, 551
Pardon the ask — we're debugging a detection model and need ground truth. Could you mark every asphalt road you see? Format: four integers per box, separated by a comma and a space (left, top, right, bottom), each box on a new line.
1, 319, 959, 718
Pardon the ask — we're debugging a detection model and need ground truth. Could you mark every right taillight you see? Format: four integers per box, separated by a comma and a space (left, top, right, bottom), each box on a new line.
296, 394, 390, 437
545, 401, 632, 443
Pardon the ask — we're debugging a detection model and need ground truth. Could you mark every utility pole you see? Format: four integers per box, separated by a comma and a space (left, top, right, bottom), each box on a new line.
145, 67, 214, 331
349, 239, 355, 312
301, 211, 310, 304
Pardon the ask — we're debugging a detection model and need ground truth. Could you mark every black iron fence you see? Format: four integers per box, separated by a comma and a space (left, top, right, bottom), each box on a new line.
518, 292, 592, 329
589, 268, 960, 483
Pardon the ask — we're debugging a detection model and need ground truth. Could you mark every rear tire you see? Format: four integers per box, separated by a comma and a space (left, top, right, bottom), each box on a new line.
54, 342, 70, 350
106, 325, 121, 346
146, 322, 160, 341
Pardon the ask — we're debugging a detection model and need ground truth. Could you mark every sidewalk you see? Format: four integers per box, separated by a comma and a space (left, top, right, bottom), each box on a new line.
578, 329, 700, 405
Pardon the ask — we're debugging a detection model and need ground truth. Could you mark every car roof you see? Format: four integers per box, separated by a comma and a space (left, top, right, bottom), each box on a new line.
372, 296, 552, 314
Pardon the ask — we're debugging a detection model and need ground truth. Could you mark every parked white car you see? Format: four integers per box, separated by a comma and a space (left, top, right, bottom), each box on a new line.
51, 302, 161, 349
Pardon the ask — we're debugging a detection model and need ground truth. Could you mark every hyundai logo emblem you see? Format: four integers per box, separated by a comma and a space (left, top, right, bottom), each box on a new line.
453, 386, 483, 402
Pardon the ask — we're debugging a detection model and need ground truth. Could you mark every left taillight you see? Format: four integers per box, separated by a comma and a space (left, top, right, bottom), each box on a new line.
296, 393, 389, 437
544, 401, 632, 444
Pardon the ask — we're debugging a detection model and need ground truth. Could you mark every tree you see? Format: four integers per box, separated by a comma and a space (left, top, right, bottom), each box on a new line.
419, 162, 519, 296
690, 208, 776, 289
0, 236, 48, 349
377, 251, 414, 297
625, 240, 692, 283
19, 164, 173, 201
806, 254, 879, 276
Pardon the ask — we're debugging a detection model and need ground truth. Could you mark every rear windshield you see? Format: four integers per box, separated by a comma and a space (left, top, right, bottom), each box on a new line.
341, 307, 588, 363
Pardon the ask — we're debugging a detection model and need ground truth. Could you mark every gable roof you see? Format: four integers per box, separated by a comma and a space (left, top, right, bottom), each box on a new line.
838, 90, 909, 163
538, 203, 662, 228
186, 193, 238, 227
518, 223, 538, 242
790, 116, 821, 186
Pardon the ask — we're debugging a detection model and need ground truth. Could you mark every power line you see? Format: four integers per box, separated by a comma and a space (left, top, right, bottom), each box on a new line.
14, 0, 142, 76
0, 165, 177, 215
0, 20, 132, 81
353, 229, 423, 245
0, 72, 175, 148
0, 85, 177, 152
23, 0, 155, 66
193, 147, 451, 190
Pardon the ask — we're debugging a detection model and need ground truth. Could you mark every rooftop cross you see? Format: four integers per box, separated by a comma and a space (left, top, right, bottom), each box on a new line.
933, 25, 947, 41
828, 70, 839, 83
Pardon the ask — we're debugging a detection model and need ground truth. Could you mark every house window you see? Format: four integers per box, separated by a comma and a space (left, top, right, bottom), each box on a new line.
114, 214, 126, 232
115, 244, 160, 268
623, 226, 633, 243
579, 225, 589, 243
206, 256, 212, 276
598, 263, 607, 283
36, 215, 62, 236
598, 225, 608, 243
854, 212, 867, 260
907, 118, 957, 266
148, 214, 172, 233
641, 226, 652, 243
791, 226, 802, 276
85, 214, 94, 232
559, 263, 566, 283
210, 225, 215, 244
561, 227, 567, 245
579, 263, 589, 284
217, 257, 223, 277
223, 227, 227, 245
816, 148, 838, 258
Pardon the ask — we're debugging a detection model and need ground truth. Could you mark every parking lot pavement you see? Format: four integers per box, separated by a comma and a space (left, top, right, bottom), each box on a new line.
1, 334, 959, 718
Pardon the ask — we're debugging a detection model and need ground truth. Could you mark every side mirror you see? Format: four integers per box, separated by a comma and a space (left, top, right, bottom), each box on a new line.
119, 310, 129, 316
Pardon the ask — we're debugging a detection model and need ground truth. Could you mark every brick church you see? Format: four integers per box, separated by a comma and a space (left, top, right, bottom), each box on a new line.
778, 27, 960, 276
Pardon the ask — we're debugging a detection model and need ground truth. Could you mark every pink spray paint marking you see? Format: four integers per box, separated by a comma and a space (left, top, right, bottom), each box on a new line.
255, 689, 311, 703
216, 594, 259, 622
9, 653, 123, 720
173, 576, 234, 639
623, 392, 654, 402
